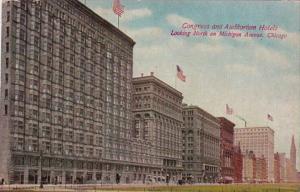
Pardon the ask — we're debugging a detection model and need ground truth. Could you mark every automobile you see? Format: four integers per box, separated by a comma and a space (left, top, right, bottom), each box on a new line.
177, 179, 185, 185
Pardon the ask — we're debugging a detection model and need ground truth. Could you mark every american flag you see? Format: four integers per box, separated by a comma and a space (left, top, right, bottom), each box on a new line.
226, 104, 233, 115
113, 0, 124, 17
267, 114, 273, 121
176, 65, 186, 82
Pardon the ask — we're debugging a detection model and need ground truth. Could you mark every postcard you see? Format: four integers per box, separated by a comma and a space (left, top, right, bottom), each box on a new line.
0, 0, 299, 191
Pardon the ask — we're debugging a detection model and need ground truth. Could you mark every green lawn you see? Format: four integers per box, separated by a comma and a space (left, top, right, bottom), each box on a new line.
4, 184, 300, 192
90, 184, 300, 192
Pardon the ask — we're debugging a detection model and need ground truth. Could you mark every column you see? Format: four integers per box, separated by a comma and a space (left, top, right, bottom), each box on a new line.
23, 167, 29, 184
62, 171, 66, 184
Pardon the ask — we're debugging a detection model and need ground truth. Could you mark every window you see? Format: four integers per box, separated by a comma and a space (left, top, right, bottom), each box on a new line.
33, 22, 40, 32
6, 42, 9, 52
6, 27, 9, 37
5, 105, 8, 115
6, 58, 9, 68
59, 35, 64, 44
47, 56, 52, 66
21, 1, 26, 9
19, 44, 25, 55
47, 43, 52, 53
59, 48, 64, 58
7, 11, 10, 22
20, 14, 26, 24
5, 89, 8, 99
34, 50, 39, 61
34, 36, 40, 47
5, 73, 9, 83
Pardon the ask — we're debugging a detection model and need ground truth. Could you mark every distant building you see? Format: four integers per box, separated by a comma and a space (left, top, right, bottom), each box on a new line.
255, 156, 267, 183
243, 151, 256, 183
233, 145, 243, 183
218, 117, 235, 183
278, 153, 287, 183
285, 136, 297, 182
274, 153, 281, 183
290, 135, 296, 170
286, 159, 294, 182
234, 127, 274, 182
132, 73, 183, 182
182, 105, 220, 183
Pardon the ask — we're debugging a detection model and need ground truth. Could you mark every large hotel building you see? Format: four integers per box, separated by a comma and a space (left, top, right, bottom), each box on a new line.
182, 105, 220, 183
234, 127, 274, 182
132, 73, 183, 182
0, 0, 182, 184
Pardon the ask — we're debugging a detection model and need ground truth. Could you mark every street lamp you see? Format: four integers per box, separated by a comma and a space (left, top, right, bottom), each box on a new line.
39, 150, 43, 189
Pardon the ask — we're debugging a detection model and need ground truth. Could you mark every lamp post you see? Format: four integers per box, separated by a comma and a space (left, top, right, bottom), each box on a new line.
39, 150, 43, 189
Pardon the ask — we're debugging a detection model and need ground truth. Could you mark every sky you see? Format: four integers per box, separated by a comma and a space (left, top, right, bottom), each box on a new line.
0, 0, 299, 169
85, 0, 300, 169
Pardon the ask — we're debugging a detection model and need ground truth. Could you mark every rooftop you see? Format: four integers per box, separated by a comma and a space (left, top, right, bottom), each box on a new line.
133, 72, 183, 98
234, 126, 274, 133
71, 0, 135, 46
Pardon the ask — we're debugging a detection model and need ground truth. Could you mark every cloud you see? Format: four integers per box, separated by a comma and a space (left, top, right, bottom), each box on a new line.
123, 8, 152, 21
95, 7, 152, 23
254, 45, 291, 69
225, 63, 258, 75
124, 27, 163, 41
166, 14, 194, 27
283, 74, 300, 84
276, 27, 300, 47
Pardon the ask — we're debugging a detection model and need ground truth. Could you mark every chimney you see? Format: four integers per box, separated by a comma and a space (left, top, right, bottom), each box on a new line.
141, 73, 144, 77
150, 72, 154, 76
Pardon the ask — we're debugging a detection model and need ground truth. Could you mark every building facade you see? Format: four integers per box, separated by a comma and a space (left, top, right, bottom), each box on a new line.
274, 152, 281, 183
290, 135, 296, 171
242, 151, 256, 183
234, 127, 274, 182
182, 105, 220, 183
286, 136, 297, 182
255, 156, 267, 183
233, 145, 243, 183
218, 117, 234, 183
278, 153, 287, 183
132, 73, 183, 182
0, 0, 159, 184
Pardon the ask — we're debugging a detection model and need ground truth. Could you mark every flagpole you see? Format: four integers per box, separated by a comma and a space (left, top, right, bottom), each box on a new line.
118, 15, 120, 28
175, 66, 178, 89
175, 74, 177, 89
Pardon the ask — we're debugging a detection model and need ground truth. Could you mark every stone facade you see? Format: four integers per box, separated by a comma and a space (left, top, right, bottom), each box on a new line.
0, 0, 164, 184
255, 156, 267, 183
182, 105, 220, 183
278, 153, 287, 183
242, 151, 256, 183
274, 152, 281, 183
218, 117, 234, 183
232, 145, 243, 183
132, 73, 183, 183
